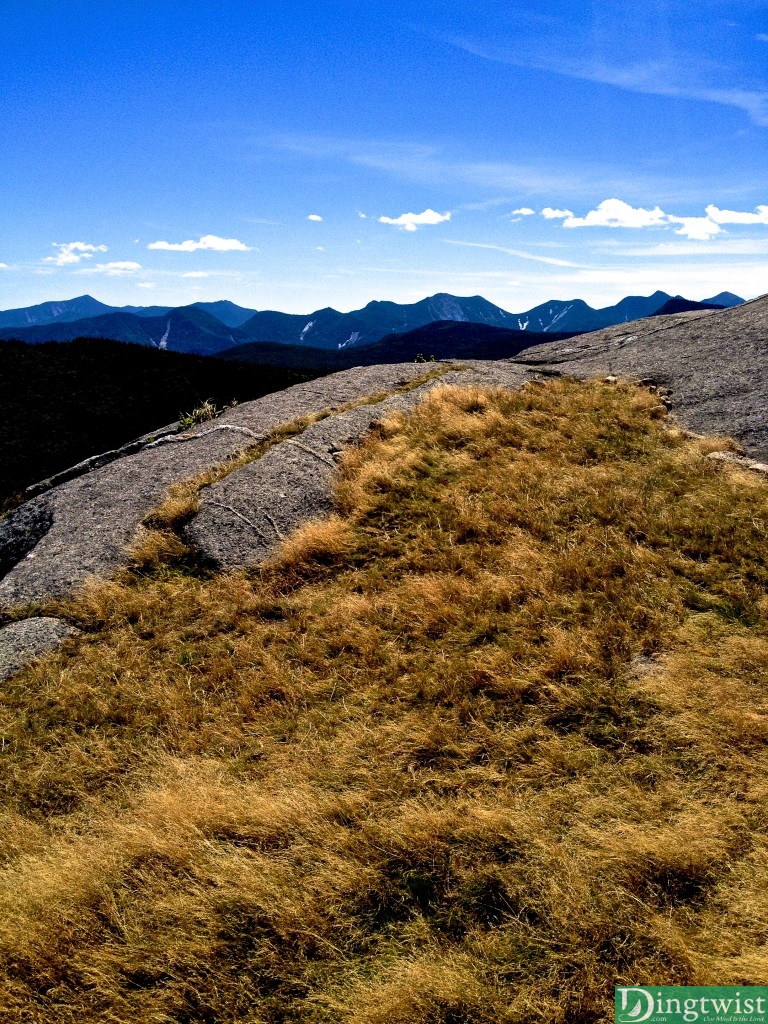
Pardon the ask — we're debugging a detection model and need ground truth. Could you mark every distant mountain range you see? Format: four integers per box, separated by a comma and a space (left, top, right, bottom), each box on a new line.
514, 291, 742, 333
0, 296, 255, 330
0, 306, 250, 357
650, 296, 733, 317
0, 290, 745, 357
219, 321, 576, 373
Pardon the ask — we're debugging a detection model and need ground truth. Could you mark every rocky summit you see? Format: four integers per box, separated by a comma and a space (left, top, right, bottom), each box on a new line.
1, 294, 766, 678
514, 293, 768, 459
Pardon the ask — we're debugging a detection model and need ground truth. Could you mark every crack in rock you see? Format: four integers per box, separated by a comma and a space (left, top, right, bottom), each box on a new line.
282, 438, 338, 468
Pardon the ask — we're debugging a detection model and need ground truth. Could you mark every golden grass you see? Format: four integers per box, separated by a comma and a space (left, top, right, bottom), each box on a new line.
1, 377, 768, 1022
127, 365, 451, 574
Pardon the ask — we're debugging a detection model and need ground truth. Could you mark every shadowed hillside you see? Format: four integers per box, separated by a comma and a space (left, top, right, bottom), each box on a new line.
220, 320, 574, 370
0, 337, 320, 511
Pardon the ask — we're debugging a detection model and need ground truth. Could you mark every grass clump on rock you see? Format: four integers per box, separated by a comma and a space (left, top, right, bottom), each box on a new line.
1, 378, 767, 1023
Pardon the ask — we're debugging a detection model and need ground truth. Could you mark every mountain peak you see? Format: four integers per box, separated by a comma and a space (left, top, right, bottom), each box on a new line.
0, 289, 748, 353
701, 291, 745, 308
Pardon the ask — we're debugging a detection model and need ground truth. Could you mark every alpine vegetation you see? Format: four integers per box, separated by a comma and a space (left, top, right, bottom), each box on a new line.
0, 379, 767, 1022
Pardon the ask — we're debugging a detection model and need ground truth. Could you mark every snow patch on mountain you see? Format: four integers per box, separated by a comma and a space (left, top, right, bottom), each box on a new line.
338, 332, 360, 349
428, 295, 468, 322
545, 305, 574, 330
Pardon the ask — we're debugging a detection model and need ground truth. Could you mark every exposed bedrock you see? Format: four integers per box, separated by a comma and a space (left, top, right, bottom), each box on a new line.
0, 294, 766, 625
0, 617, 79, 682
0, 497, 53, 580
0, 363, 461, 610
186, 363, 527, 568
513, 297, 768, 458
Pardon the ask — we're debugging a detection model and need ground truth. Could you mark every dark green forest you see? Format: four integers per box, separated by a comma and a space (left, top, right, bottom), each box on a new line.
0, 337, 319, 512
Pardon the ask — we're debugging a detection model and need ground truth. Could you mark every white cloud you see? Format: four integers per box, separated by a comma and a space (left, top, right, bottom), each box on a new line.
137, 282, 156, 289
81, 261, 142, 275
378, 208, 451, 232
307, 214, 323, 222
181, 271, 210, 278
549, 197, 768, 240
44, 241, 108, 266
705, 204, 768, 225
316, 246, 326, 251
667, 216, 721, 241
562, 198, 667, 229
757, 33, 768, 42
541, 207, 574, 219
0, 263, 7, 269
357, 211, 367, 219
512, 207, 535, 216
147, 234, 252, 252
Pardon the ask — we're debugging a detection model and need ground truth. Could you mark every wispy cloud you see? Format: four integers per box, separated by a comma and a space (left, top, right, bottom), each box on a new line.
244, 217, 283, 226
443, 239, 588, 268
512, 207, 536, 216
542, 208, 574, 220
80, 261, 142, 275
43, 241, 108, 266
181, 271, 210, 278
379, 208, 451, 231
608, 238, 768, 257
148, 234, 252, 252
265, 133, 625, 196
445, 36, 768, 126
456, 197, 515, 212
521, 263, 767, 306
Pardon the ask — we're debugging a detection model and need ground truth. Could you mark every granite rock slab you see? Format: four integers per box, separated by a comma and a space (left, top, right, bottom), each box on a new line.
0, 617, 78, 681
186, 364, 526, 569
513, 294, 768, 458
1, 292, 766, 616
0, 363, 450, 610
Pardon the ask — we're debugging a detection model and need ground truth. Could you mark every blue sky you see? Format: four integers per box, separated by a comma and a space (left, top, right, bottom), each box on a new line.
1, 0, 767, 313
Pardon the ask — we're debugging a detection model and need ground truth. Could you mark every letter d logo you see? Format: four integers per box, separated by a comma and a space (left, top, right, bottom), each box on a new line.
617, 988, 655, 1022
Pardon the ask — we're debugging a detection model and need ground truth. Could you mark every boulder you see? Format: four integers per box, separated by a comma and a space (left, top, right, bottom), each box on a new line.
0, 497, 53, 578
0, 617, 77, 681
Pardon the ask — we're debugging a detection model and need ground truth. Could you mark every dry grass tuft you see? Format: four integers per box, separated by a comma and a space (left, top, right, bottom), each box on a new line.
126, 366, 450, 575
2, 377, 768, 1022
692, 434, 744, 456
